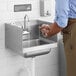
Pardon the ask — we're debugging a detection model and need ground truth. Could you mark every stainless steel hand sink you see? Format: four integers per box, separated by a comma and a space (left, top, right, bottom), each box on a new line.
5, 20, 57, 58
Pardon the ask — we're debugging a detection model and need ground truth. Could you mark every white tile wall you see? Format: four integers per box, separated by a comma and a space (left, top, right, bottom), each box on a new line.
0, 0, 55, 76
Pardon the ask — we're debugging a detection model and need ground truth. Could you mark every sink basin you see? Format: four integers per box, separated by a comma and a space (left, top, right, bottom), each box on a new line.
23, 38, 57, 57
23, 39, 54, 48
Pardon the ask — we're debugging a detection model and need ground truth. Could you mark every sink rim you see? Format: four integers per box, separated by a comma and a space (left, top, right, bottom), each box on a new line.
23, 40, 57, 53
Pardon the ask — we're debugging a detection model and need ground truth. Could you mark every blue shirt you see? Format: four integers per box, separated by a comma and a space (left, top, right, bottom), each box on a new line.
55, 0, 76, 28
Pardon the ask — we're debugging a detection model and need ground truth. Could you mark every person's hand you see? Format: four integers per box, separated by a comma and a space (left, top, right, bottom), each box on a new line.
39, 24, 52, 37
39, 22, 63, 38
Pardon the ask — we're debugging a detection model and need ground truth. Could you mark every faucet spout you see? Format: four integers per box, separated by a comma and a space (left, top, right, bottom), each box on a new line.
24, 14, 29, 31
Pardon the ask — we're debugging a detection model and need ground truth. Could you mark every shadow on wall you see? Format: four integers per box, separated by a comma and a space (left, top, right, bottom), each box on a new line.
58, 39, 66, 76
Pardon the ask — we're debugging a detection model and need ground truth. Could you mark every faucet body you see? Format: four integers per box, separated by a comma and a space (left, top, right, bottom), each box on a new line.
24, 14, 29, 31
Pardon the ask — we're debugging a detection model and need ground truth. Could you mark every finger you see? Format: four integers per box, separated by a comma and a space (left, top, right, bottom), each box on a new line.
41, 29, 48, 35
46, 25, 51, 30
39, 24, 51, 32
43, 29, 50, 37
42, 24, 50, 30
42, 32, 49, 38
39, 25, 45, 30
42, 24, 46, 26
40, 24, 47, 28
41, 28, 47, 33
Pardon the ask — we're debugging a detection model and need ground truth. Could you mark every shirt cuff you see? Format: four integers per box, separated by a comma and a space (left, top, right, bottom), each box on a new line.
55, 16, 68, 28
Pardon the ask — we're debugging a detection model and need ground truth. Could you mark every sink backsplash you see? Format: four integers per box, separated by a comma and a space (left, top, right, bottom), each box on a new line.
14, 20, 57, 41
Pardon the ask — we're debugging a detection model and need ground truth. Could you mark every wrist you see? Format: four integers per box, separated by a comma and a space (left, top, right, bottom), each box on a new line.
49, 22, 63, 37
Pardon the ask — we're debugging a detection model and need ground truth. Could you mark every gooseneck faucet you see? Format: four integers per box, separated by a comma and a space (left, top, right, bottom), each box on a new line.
24, 14, 29, 31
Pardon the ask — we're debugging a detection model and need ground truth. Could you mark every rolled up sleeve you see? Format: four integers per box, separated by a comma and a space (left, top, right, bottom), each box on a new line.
55, 0, 69, 28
